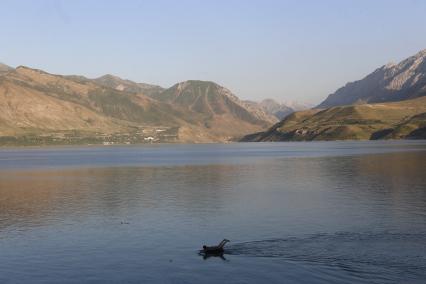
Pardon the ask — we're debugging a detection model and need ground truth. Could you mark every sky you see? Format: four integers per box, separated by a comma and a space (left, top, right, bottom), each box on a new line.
2, 0, 426, 104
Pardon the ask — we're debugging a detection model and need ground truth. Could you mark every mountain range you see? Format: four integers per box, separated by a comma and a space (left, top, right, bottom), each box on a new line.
0, 65, 278, 145
242, 49, 426, 142
318, 49, 426, 108
2, 48, 426, 146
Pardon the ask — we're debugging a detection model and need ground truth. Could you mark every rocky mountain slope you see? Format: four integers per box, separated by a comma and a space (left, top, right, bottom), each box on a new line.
258, 99, 295, 119
241, 96, 426, 142
281, 100, 313, 111
0, 66, 273, 145
244, 98, 312, 120
243, 49, 426, 142
318, 49, 426, 108
151, 80, 276, 137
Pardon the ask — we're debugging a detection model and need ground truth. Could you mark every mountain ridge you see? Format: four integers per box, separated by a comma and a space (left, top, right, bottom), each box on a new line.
242, 96, 426, 142
258, 99, 295, 119
0, 66, 273, 145
0, 63, 13, 74
93, 74, 164, 96
243, 48, 426, 142
318, 49, 426, 108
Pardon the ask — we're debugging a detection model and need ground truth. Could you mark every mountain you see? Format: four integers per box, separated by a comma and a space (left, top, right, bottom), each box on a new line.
0, 63, 13, 74
0, 67, 273, 145
258, 99, 295, 120
241, 96, 426, 142
93, 74, 164, 96
154, 80, 268, 121
152, 80, 276, 137
243, 99, 312, 120
281, 100, 314, 111
318, 49, 426, 108
0, 66, 181, 136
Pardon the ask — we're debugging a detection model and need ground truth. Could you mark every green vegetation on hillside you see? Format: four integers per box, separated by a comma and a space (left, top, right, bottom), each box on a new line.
242, 97, 426, 142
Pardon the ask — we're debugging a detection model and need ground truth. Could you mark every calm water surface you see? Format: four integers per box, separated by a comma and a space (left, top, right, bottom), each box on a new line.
0, 141, 425, 283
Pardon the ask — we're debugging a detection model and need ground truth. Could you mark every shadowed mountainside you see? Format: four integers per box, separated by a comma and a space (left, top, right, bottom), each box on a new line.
243, 98, 313, 120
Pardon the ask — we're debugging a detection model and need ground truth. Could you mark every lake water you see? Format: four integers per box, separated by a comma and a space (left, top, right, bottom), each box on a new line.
0, 141, 425, 283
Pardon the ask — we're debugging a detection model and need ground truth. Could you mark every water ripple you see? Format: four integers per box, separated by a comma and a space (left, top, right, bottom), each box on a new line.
226, 232, 426, 281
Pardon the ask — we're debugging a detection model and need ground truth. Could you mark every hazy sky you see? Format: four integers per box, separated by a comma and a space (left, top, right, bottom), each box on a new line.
2, 0, 426, 103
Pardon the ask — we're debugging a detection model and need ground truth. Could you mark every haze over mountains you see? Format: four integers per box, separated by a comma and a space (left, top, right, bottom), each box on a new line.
257, 99, 295, 120
243, 49, 426, 142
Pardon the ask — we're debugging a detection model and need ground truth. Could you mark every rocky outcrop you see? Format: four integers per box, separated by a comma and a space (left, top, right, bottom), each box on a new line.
318, 49, 426, 108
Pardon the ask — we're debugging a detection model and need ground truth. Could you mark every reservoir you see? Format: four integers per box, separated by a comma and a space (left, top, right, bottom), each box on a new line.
1, 141, 425, 283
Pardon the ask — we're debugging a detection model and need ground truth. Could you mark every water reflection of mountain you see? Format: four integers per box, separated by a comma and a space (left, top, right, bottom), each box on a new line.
314, 151, 426, 203
0, 164, 245, 232
1, 150, 425, 236
287, 151, 426, 230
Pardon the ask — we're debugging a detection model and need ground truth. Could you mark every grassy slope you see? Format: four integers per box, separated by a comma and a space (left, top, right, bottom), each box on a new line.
242, 97, 426, 141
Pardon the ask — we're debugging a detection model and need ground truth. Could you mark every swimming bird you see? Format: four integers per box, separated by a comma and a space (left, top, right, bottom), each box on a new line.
201, 239, 230, 254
